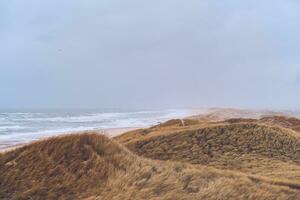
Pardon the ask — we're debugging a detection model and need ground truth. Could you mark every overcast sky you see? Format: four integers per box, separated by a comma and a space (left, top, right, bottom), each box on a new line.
0, 0, 299, 110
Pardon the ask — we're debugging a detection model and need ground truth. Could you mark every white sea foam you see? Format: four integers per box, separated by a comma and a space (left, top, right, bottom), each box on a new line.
0, 109, 192, 147
0, 125, 27, 131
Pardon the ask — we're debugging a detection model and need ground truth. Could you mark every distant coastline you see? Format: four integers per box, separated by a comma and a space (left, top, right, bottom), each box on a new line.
1, 107, 299, 152
0, 127, 138, 152
0, 109, 199, 152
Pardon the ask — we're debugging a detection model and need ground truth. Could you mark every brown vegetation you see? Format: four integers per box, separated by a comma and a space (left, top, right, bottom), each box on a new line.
224, 115, 300, 133
117, 122, 300, 181
260, 116, 300, 132
1, 115, 300, 199
0, 133, 134, 199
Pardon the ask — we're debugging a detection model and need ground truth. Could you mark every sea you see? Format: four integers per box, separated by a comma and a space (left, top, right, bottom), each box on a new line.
0, 109, 194, 149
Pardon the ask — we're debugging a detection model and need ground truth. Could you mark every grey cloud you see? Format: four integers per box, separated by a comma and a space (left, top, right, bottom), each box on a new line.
0, 0, 299, 110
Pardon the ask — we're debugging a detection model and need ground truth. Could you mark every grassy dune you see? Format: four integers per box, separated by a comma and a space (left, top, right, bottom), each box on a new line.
224, 115, 300, 132
1, 115, 300, 199
116, 122, 300, 181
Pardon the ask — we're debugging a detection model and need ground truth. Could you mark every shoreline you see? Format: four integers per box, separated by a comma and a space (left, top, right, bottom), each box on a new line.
2, 108, 299, 153
0, 108, 213, 153
0, 127, 140, 153
0, 108, 205, 153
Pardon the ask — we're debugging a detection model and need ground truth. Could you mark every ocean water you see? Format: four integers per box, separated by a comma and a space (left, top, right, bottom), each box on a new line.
0, 109, 192, 149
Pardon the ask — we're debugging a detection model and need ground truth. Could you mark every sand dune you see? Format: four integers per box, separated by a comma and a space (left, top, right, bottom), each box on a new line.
1, 113, 300, 199
116, 121, 300, 181
1, 133, 300, 200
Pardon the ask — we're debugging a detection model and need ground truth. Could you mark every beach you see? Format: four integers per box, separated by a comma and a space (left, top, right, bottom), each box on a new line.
0, 109, 203, 152
4, 107, 280, 152
0, 127, 139, 152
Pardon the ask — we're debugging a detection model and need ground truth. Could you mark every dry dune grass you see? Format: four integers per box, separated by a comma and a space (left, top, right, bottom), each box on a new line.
116, 119, 300, 182
1, 114, 300, 199
224, 115, 300, 132
259, 116, 300, 133
114, 119, 212, 145
1, 133, 300, 199
0, 133, 134, 199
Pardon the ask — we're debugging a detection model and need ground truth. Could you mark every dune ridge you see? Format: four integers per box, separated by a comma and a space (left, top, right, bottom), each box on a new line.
117, 122, 300, 181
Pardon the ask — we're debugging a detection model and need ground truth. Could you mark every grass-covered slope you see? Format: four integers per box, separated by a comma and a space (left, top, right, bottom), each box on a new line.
0, 133, 134, 199
1, 133, 300, 200
116, 121, 300, 181
224, 115, 300, 133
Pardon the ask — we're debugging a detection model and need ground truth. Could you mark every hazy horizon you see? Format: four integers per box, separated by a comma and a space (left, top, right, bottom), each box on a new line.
1, 106, 300, 114
1, 1, 300, 110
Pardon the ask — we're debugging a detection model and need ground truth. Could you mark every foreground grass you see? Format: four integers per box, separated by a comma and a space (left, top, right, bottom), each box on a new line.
1, 132, 300, 199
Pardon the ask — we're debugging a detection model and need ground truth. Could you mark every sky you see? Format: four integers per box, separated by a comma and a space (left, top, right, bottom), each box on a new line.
0, 0, 300, 110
